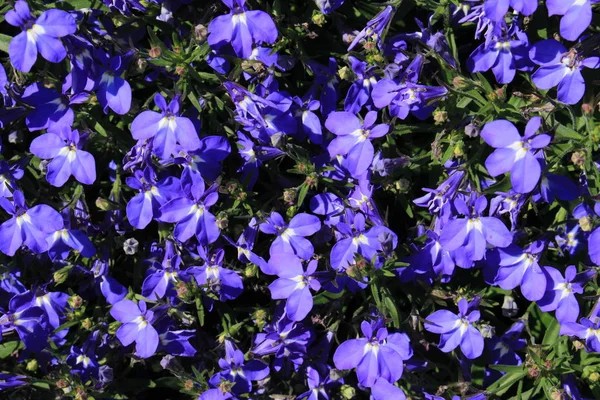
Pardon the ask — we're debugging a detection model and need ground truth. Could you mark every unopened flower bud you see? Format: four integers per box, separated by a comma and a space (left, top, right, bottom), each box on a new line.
244, 263, 258, 278
184, 379, 195, 390
123, 238, 139, 255
312, 12, 326, 26
433, 109, 448, 124
579, 216, 592, 232
26, 359, 38, 372
395, 178, 410, 192
452, 76, 467, 89
590, 372, 600, 382
502, 295, 519, 317
479, 324, 495, 339
338, 66, 352, 81
8, 130, 24, 144
39, 159, 50, 175
283, 189, 296, 205
175, 65, 185, 75
340, 384, 356, 399
194, 24, 208, 41
453, 141, 465, 157
81, 318, 92, 330
56, 379, 69, 389
68, 295, 83, 309
149, 46, 161, 59
582, 103, 594, 114
464, 122, 480, 138
216, 215, 229, 230
571, 150, 586, 168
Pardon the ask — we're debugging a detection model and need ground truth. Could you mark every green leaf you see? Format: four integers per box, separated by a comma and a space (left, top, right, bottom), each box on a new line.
0, 341, 20, 358
555, 124, 584, 141
485, 367, 527, 396
542, 318, 560, 346
0, 33, 12, 54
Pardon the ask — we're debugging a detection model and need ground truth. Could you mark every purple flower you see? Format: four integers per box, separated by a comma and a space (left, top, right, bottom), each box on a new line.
125, 167, 181, 229
467, 24, 531, 84
439, 195, 512, 263
483, 0, 537, 21
268, 254, 321, 321
494, 243, 547, 301
174, 136, 231, 182
131, 94, 200, 160
223, 217, 268, 273
188, 248, 244, 302
208, 0, 278, 59
96, 51, 132, 115
560, 316, 600, 353
159, 176, 220, 245
6, 1, 77, 72
538, 265, 590, 323
0, 373, 27, 390
326, 111, 389, 178
259, 212, 321, 260
208, 340, 269, 395
0, 191, 63, 256
110, 300, 160, 358
315, 0, 345, 14
547, 0, 595, 41
21, 83, 87, 132
30, 127, 96, 187
333, 319, 413, 387
424, 298, 484, 359
530, 40, 600, 104
481, 117, 550, 193
0, 291, 50, 352
347, 6, 394, 51
330, 212, 396, 271
344, 56, 378, 114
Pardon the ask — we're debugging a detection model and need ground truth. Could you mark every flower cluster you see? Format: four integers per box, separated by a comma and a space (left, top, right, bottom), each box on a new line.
0, 0, 599, 399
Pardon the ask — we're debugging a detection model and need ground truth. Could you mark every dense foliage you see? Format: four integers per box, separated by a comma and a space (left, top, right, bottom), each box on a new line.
1, 0, 600, 399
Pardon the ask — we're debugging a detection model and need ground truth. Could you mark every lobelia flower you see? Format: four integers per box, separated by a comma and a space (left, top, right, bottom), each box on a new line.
560, 315, 600, 353
481, 117, 551, 193
208, 0, 278, 59
409, 231, 455, 282
529, 40, 600, 104
292, 97, 323, 145
6, 1, 77, 72
159, 176, 220, 245
424, 298, 484, 359
252, 310, 313, 373
297, 365, 340, 400
315, 0, 345, 14
188, 247, 244, 302
483, 0, 537, 21
125, 166, 181, 229
538, 265, 593, 323
0, 160, 24, 199
208, 340, 270, 396
89, 258, 127, 305
344, 56, 378, 114
371, 57, 448, 120
223, 217, 269, 273
467, 23, 531, 84
63, 35, 96, 95
439, 194, 512, 263
347, 6, 394, 51
131, 94, 200, 160
30, 126, 96, 187
333, 318, 413, 387
66, 331, 109, 382
326, 111, 389, 178
142, 245, 185, 301
96, 50, 132, 115
546, 0, 598, 41
259, 212, 321, 260
0, 373, 27, 390
267, 254, 321, 321
236, 131, 285, 190
174, 136, 231, 183
494, 242, 547, 301
485, 320, 526, 384
0, 191, 63, 256
21, 83, 87, 132
0, 291, 50, 352
110, 299, 160, 358
330, 211, 397, 271
306, 58, 339, 116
